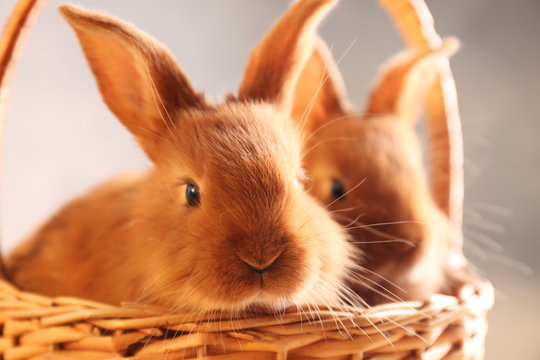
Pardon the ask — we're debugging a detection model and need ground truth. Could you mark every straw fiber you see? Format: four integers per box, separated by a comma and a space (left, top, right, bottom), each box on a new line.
0, 274, 493, 359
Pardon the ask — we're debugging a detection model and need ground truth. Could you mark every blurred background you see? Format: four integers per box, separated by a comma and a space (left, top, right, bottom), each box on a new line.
0, 0, 538, 358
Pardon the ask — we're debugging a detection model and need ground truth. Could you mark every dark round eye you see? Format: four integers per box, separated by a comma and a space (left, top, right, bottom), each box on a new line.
185, 183, 201, 207
331, 179, 346, 201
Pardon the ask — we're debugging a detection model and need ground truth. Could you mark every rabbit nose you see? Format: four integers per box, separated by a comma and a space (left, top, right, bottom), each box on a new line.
238, 253, 281, 275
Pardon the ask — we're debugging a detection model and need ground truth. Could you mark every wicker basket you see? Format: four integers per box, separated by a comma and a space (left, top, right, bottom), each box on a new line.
0, 0, 494, 359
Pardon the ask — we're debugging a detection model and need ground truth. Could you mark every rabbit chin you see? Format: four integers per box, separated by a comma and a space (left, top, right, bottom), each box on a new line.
175, 272, 338, 315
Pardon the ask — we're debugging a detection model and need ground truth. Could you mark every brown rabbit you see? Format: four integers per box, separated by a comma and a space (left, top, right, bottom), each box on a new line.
5, 0, 358, 313
292, 37, 459, 303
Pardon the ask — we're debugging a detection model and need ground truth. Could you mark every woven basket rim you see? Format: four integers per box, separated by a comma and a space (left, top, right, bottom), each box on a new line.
0, 271, 493, 359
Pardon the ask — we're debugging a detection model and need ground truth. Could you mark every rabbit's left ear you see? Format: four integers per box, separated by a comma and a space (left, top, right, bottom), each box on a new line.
59, 4, 207, 161
238, 0, 337, 114
291, 37, 350, 133
366, 38, 459, 124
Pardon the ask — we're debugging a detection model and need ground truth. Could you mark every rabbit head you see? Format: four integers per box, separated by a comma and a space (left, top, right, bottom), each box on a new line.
292, 37, 459, 302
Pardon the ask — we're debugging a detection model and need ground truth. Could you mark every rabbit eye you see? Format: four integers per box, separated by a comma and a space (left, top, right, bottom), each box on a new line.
331, 179, 346, 201
185, 183, 201, 207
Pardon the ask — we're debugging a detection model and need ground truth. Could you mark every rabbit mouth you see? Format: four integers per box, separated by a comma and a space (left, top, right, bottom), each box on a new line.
244, 267, 341, 313
195, 263, 315, 313
234, 260, 332, 312
221, 286, 311, 314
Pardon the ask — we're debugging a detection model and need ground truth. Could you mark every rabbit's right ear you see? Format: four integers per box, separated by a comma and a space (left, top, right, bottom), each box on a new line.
291, 37, 350, 134
238, 0, 337, 114
365, 38, 459, 124
59, 4, 206, 160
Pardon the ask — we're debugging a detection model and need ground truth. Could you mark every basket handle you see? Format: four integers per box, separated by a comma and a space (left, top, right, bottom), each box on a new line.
378, 0, 465, 254
0, 0, 47, 267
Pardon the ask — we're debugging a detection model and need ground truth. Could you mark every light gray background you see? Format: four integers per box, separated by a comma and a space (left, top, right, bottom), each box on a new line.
0, 1, 538, 358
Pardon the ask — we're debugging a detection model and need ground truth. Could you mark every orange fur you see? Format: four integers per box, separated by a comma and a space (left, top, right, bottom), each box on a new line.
5, 1, 356, 313
293, 38, 459, 303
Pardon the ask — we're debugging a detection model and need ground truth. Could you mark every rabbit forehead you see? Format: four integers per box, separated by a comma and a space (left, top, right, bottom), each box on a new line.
168, 102, 301, 174
304, 117, 424, 190
204, 103, 300, 209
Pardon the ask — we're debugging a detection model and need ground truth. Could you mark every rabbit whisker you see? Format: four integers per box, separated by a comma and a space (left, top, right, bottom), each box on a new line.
302, 112, 363, 145
323, 178, 366, 209
137, 51, 178, 135
301, 136, 359, 159
351, 238, 416, 246
298, 42, 336, 136
298, 38, 357, 139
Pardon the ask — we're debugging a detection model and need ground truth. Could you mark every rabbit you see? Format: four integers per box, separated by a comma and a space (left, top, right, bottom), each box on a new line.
291, 36, 460, 304
4, 0, 358, 314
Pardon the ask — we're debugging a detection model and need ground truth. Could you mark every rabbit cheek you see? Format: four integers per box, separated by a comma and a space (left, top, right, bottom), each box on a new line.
213, 258, 262, 304
183, 246, 266, 307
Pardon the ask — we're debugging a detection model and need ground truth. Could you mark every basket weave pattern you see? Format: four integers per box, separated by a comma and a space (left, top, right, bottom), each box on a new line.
0, 277, 493, 359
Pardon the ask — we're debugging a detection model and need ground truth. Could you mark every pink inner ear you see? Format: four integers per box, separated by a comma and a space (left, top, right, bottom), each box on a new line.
365, 59, 409, 117
396, 63, 435, 121
82, 33, 153, 132
108, 42, 145, 107
366, 50, 440, 123
108, 42, 147, 120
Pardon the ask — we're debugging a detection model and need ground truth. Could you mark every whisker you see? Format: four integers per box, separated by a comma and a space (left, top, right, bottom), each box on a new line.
301, 136, 359, 159
302, 112, 363, 145
299, 38, 358, 139
356, 266, 408, 295
327, 207, 365, 216
298, 43, 335, 135
466, 202, 512, 216
137, 51, 178, 135
351, 238, 416, 247
310, 286, 350, 338
324, 178, 366, 209
464, 228, 504, 253
343, 219, 428, 231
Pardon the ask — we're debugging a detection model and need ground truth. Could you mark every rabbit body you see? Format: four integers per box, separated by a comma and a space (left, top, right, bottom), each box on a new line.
8, 104, 352, 311
6, 1, 356, 313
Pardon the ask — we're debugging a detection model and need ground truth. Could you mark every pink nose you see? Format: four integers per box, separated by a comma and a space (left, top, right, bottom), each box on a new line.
238, 254, 281, 275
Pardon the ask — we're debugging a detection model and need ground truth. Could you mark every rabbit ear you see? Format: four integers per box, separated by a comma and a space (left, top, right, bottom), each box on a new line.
59, 4, 206, 158
291, 36, 350, 133
238, 0, 337, 113
366, 38, 459, 124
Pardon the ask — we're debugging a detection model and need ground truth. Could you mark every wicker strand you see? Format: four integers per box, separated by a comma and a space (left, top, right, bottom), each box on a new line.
0, 278, 491, 359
